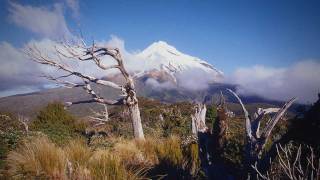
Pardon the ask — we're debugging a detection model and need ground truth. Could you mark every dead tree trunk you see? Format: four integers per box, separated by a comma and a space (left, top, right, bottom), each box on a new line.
191, 103, 211, 174
191, 103, 208, 136
227, 89, 296, 170
212, 92, 227, 156
18, 115, 30, 135
26, 41, 145, 140
128, 100, 144, 139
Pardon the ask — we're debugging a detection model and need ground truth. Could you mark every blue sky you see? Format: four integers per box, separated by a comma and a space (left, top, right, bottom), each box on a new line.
1, 0, 319, 73
0, 0, 319, 102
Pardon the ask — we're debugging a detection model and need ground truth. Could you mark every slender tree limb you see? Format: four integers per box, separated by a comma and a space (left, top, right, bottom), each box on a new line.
227, 88, 253, 139
88, 104, 109, 126
26, 45, 122, 90
252, 108, 280, 138
261, 98, 297, 139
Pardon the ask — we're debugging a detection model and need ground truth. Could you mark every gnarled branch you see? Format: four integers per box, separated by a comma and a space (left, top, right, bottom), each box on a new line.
26, 38, 145, 139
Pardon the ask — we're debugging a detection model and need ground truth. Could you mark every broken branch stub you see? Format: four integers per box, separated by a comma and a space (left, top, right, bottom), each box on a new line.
227, 89, 296, 167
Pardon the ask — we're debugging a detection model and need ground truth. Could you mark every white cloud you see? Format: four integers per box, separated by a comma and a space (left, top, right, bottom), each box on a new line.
2, 33, 319, 104
176, 68, 214, 91
0, 36, 124, 97
0, 41, 47, 97
65, 0, 80, 19
0, 35, 212, 96
145, 78, 176, 90
228, 61, 320, 103
8, 2, 73, 39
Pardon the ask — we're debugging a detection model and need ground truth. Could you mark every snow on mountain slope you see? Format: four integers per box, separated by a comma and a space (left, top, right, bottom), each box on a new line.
127, 41, 224, 90
103, 40, 223, 90
135, 41, 223, 76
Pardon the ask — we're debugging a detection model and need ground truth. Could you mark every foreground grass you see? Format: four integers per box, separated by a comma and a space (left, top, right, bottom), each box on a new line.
2, 135, 200, 180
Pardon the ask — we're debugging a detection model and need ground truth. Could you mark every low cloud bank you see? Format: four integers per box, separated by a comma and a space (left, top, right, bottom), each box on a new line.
227, 61, 320, 104
1, 35, 319, 104
176, 68, 218, 91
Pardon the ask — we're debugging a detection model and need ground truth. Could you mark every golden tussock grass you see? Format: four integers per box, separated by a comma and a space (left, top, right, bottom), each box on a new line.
4, 135, 194, 179
6, 136, 66, 179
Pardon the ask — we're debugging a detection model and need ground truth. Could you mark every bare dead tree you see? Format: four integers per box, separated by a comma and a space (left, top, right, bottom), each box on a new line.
0, 114, 30, 135
25, 40, 145, 139
191, 103, 208, 136
252, 143, 320, 180
18, 115, 30, 135
212, 92, 228, 155
227, 89, 296, 168
88, 104, 109, 127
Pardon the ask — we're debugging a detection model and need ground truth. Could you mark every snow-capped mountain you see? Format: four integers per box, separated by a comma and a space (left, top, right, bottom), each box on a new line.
137, 41, 223, 74
126, 41, 223, 90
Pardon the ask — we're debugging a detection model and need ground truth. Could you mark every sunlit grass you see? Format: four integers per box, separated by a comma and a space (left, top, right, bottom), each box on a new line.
4, 135, 197, 179
6, 136, 66, 179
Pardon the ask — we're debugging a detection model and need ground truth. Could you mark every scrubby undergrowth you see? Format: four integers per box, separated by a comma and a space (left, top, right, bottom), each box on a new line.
1, 96, 319, 179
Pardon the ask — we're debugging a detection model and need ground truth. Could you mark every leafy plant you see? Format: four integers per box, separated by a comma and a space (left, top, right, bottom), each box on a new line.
31, 102, 84, 145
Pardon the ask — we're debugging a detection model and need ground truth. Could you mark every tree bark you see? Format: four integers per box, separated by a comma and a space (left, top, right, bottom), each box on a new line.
191, 103, 208, 136
213, 106, 227, 153
128, 103, 145, 139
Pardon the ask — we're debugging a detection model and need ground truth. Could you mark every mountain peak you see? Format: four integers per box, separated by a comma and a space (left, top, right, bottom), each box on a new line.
134, 40, 224, 81
141, 41, 181, 57
149, 41, 172, 48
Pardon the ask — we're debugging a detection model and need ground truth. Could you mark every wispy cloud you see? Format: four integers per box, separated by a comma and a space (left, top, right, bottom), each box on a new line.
0, 41, 46, 96
0, 37, 118, 97
1, 33, 319, 104
227, 61, 320, 103
8, 2, 73, 39
65, 0, 80, 19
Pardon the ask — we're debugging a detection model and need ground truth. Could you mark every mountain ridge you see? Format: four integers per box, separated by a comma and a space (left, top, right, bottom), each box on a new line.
0, 41, 300, 118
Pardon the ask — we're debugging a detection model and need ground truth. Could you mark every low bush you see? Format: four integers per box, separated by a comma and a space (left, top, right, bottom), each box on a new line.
31, 102, 85, 145
0, 114, 24, 169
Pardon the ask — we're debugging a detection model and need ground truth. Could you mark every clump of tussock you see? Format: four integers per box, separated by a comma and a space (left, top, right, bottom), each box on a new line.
4, 133, 200, 179
5, 136, 148, 180
89, 150, 128, 180
156, 136, 184, 167
183, 142, 200, 176
64, 138, 92, 178
6, 136, 66, 179
64, 138, 92, 167
110, 136, 191, 179
113, 140, 147, 167
135, 138, 160, 165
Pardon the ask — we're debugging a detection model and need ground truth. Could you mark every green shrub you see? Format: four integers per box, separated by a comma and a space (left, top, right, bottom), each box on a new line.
162, 108, 191, 137
0, 114, 24, 169
31, 102, 83, 145
206, 105, 217, 129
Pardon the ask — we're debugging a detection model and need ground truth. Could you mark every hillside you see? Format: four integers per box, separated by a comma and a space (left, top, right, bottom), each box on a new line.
0, 79, 291, 118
